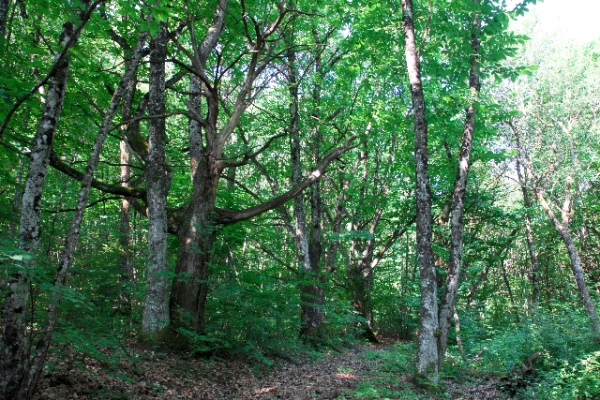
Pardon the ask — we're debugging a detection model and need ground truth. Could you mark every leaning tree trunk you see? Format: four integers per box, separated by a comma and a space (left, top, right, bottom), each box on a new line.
17, 28, 148, 400
402, 0, 438, 382
0, 21, 76, 400
535, 188, 600, 334
437, 1, 481, 368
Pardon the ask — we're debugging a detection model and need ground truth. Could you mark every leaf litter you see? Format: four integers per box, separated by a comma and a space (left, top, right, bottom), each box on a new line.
33, 341, 511, 399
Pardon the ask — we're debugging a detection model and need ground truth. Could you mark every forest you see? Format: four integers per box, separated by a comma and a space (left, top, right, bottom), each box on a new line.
1, 0, 600, 398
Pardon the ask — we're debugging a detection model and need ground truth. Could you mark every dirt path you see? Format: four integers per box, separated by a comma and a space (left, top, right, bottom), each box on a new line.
34, 342, 506, 399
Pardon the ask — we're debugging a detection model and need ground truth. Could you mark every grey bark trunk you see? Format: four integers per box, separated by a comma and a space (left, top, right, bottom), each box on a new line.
17, 29, 148, 399
535, 189, 600, 334
142, 23, 172, 335
117, 50, 138, 311
512, 122, 597, 331
402, 0, 439, 382
0, 21, 75, 400
286, 42, 323, 340
437, 2, 481, 368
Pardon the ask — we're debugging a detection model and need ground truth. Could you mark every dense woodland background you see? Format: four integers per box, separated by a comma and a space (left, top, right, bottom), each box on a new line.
1, 0, 600, 398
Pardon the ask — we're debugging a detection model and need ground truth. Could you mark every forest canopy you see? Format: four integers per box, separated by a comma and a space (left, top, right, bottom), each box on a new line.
1, 0, 600, 398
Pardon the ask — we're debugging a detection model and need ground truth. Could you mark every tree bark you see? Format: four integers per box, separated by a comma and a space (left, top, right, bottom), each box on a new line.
402, 0, 439, 382
18, 28, 148, 399
437, 1, 481, 368
117, 44, 139, 312
0, 0, 8, 38
142, 22, 172, 336
535, 188, 600, 334
0, 20, 77, 400
169, 0, 227, 334
285, 30, 325, 341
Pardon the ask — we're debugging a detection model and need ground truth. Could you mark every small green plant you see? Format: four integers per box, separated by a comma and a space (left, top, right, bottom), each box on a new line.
524, 351, 600, 399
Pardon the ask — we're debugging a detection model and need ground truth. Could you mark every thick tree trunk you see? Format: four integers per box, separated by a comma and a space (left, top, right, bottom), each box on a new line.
142, 23, 172, 336
349, 262, 378, 342
0, 21, 75, 400
437, 4, 481, 367
168, 0, 227, 335
402, 0, 438, 381
170, 180, 217, 334
169, 75, 219, 333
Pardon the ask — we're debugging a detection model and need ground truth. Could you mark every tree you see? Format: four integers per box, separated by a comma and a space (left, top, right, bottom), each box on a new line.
505, 28, 600, 334
0, 3, 100, 396
142, 19, 171, 336
401, 0, 439, 380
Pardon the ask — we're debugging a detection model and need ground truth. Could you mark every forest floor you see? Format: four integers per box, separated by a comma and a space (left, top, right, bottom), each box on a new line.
34, 339, 511, 400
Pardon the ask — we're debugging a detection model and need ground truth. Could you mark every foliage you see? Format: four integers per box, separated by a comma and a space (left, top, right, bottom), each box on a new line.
527, 350, 600, 400
0, 0, 599, 398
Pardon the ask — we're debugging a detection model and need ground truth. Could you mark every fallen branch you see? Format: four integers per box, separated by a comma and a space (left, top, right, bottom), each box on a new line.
468, 347, 487, 363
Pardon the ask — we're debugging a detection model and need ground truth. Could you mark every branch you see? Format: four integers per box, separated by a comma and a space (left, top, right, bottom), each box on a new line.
370, 213, 416, 270
216, 136, 358, 224
0, 0, 102, 139
42, 196, 122, 213
49, 150, 146, 199
221, 132, 286, 168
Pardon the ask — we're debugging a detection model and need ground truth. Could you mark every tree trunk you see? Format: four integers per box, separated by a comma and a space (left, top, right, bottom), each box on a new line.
437, 2, 481, 367
169, 74, 220, 334
0, 21, 75, 400
515, 156, 540, 310
535, 189, 600, 334
286, 42, 324, 340
281, 24, 328, 341
168, 0, 227, 335
142, 23, 172, 336
512, 121, 599, 333
117, 50, 138, 312
0, 0, 9, 38
402, 0, 439, 382
17, 28, 147, 399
